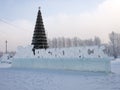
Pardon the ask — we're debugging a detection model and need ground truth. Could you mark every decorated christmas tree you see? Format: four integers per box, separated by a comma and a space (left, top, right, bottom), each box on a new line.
32, 7, 48, 50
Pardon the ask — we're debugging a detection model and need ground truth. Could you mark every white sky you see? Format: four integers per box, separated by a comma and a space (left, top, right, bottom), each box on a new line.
0, 0, 120, 51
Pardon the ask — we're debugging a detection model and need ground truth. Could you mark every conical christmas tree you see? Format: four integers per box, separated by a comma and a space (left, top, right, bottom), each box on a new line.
32, 7, 48, 49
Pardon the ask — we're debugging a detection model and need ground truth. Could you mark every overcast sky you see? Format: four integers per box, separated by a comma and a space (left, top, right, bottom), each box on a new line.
0, 0, 120, 51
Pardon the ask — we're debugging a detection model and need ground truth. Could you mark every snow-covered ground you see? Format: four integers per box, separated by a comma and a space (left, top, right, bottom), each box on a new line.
0, 63, 11, 68
0, 59, 120, 90
111, 59, 120, 74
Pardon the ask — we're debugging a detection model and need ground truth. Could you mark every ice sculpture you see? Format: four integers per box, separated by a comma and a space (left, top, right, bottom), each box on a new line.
12, 45, 111, 72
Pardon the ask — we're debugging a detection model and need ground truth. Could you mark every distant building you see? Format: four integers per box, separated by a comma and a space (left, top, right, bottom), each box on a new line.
32, 7, 48, 50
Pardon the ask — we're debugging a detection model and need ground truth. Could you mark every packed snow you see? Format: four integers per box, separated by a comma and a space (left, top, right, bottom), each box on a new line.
0, 59, 120, 90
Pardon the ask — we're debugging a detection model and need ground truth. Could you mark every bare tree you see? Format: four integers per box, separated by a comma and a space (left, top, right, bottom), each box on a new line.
94, 36, 101, 46
52, 38, 57, 48
109, 32, 119, 58
66, 38, 72, 47
48, 36, 102, 48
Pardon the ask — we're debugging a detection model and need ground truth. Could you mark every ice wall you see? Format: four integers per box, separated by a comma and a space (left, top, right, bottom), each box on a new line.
12, 45, 111, 72
12, 58, 111, 73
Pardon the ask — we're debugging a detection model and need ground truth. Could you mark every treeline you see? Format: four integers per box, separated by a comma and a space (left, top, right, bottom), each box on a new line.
48, 36, 101, 48
48, 32, 120, 58
105, 32, 120, 58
